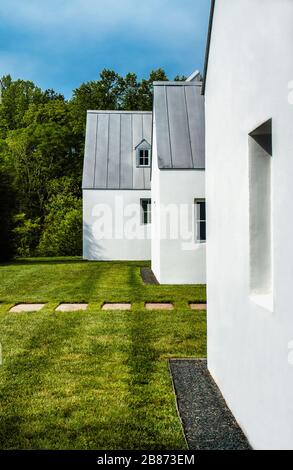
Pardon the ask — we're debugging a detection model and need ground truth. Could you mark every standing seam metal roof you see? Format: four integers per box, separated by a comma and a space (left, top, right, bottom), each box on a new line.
82, 111, 152, 190
153, 81, 205, 169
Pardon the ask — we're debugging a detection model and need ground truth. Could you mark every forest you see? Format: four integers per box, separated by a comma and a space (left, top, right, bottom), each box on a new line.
0, 69, 185, 261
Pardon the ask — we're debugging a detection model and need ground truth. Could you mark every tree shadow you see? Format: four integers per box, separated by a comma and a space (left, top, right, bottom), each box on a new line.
0, 258, 85, 267
82, 222, 105, 261
0, 312, 85, 448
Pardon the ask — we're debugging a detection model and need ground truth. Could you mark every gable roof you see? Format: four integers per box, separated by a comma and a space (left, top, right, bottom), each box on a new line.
135, 138, 151, 150
202, 0, 216, 95
153, 81, 205, 169
186, 70, 201, 82
82, 111, 152, 190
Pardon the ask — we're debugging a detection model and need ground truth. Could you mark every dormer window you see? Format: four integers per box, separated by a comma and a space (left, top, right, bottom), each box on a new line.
136, 139, 151, 168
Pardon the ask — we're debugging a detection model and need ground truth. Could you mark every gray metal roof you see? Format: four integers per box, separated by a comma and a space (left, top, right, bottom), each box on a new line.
153, 81, 205, 169
82, 111, 152, 189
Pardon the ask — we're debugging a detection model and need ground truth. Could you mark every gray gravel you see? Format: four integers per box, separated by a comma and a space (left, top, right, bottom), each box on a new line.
169, 359, 251, 450
140, 267, 159, 285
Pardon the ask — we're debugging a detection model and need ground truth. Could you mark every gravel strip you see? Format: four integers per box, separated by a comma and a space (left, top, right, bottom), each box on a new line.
140, 267, 159, 285
169, 359, 251, 450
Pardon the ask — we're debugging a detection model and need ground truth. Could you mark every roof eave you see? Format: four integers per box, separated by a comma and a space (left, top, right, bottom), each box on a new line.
86, 110, 152, 114
153, 81, 202, 87
202, 0, 216, 96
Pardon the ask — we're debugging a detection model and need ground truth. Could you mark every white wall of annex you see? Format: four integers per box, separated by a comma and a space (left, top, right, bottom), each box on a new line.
151, 123, 161, 280
205, 0, 293, 449
151, 155, 206, 284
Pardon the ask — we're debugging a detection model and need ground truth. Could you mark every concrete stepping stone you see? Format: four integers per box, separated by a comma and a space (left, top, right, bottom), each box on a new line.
189, 303, 207, 310
145, 302, 174, 310
10, 304, 45, 313
56, 303, 88, 312
102, 303, 131, 310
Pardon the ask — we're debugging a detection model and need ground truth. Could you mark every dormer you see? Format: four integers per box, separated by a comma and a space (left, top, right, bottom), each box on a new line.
135, 139, 151, 168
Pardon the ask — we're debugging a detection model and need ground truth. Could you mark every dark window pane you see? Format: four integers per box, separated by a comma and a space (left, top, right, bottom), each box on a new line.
200, 221, 206, 241
138, 149, 150, 166
141, 199, 151, 224
200, 201, 206, 220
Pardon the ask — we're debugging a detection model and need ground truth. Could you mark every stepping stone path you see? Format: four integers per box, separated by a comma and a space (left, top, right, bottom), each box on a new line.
145, 302, 174, 310
102, 303, 131, 310
10, 304, 45, 313
56, 303, 88, 312
189, 303, 207, 310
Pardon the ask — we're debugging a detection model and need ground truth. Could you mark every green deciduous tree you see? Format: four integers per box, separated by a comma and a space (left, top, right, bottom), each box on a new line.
13, 214, 41, 257
6, 100, 82, 219
0, 75, 55, 137
37, 183, 82, 257
0, 67, 180, 257
0, 165, 15, 261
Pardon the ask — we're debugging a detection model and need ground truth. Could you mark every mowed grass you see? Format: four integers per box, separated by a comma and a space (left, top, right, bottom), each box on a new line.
0, 258, 206, 450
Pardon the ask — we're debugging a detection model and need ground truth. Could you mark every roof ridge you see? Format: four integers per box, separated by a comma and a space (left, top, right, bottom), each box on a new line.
87, 110, 152, 114
153, 81, 202, 87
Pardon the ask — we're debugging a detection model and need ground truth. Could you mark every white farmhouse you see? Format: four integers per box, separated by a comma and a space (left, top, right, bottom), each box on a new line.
204, 0, 293, 449
82, 111, 152, 260
151, 79, 206, 284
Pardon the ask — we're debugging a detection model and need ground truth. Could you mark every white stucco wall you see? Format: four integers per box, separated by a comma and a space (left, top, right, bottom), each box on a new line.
151, 127, 161, 280
151, 129, 206, 284
83, 189, 151, 260
205, 0, 293, 449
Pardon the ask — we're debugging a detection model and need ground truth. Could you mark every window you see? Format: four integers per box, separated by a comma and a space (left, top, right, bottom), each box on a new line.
141, 199, 151, 225
194, 199, 206, 242
135, 140, 151, 167
249, 119, 272, 296
138, 149, 150, 167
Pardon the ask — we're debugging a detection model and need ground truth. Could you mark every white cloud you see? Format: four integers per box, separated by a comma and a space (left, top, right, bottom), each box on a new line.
0, 0, 210, 97
0, 0, 205, 44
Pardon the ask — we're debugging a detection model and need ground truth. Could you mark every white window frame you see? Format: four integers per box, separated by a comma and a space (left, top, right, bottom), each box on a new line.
194, 199, 206, 243
141, 198, 151, 225
138, 149, 150, 167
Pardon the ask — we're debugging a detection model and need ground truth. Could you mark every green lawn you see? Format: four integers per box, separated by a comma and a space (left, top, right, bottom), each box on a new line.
0, 258, 206, 450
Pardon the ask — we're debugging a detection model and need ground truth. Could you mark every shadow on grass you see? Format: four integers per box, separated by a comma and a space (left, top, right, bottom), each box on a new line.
122, 309, 186, 450
123, 311, 160, 449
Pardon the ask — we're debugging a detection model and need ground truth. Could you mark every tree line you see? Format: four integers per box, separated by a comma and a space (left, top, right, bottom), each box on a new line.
0, 69, 185, 261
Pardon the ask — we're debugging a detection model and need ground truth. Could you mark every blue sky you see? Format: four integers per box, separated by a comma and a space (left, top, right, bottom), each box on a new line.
0, 0, 211, 99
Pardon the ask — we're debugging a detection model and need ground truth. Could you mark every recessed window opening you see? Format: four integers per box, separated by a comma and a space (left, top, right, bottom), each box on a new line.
249, 119, 272, 296
194, 199, 206, 243
141, 199, 151, 225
